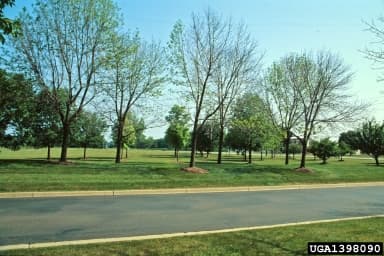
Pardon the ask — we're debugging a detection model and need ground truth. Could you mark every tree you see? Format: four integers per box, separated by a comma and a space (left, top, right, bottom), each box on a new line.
111, 113, 137, 160
168, 10, 233, 167
229, 93, 271, 164
337, 141, 352, 161
11, 0, 119, 162
288, 51, 366, 168
0, 69, 34, 150
364, 17, 384, 82
356, 120, 384, 166
339, 130, 360, 151
0, 0, 19, 44
30, 88, 61, 160
309, 138, 337, 164
103, 31, 165, 163
196, 120, 219, 158
288, 143, 302, 160
264, 57, 304, 165
213, 23, 261, 164
165, 105, 190, 161
71, 111, 107, 160
165, 125, 189, 161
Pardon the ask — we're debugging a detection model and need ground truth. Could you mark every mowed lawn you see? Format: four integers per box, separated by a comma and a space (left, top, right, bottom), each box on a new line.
0, 147, 384, 192
2, 217, 383, 256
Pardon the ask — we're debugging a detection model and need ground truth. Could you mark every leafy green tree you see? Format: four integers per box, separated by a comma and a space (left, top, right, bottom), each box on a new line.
164, 105, 190, 161
339, 130, 360, 150
30, 88, 61, 160
196, 121, 219, 158
356, 120, 384, 166
0, 69, 34, 150
165, 125, 189, 161
71, 112, 107, 160
309, 138, 337, 164
12, 0, 119, 162
112, 114, 136, 160
336, 141, 352, 161
0, 0, 19, 44
229, 93, 272, 164
288, 143, 302, 160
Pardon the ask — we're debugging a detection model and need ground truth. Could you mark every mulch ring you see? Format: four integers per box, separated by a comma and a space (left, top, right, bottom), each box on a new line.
181, 167, 208, 174
295, 167, 314, 173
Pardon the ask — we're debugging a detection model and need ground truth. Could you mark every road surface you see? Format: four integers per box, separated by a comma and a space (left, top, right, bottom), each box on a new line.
1, 186, 383, 246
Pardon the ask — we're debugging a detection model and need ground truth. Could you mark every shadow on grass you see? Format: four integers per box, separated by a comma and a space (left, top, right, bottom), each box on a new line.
0, 159, 60, 166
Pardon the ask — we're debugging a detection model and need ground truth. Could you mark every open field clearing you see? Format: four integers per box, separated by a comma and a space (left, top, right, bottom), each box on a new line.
1, 148, 383, 192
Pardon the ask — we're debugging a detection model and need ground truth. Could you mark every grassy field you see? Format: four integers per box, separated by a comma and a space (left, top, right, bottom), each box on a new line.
0, 147, 383, 192
2, 217, 383, 256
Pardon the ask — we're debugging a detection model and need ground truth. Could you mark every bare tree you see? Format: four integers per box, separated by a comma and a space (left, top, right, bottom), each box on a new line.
364, 17, 384, 82
214, 23, 262, 164
168, 9, 237, 167
11, 0, 118, 162
264, 56, 304, 165
290, 51, 366, 168
103, 32, 165, 163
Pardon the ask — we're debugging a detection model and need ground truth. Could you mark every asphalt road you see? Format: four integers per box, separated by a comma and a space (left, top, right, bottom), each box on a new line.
1, 186, 384, 246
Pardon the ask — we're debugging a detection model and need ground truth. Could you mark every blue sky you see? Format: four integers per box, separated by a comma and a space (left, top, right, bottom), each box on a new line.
5, 0, 384, 138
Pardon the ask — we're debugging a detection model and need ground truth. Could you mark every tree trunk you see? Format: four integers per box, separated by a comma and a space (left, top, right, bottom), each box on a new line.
83, 145, 87, 160
176, 149, 179, 162
248, 146, 252, 164
260, 148, 263, 161
174, 148, 177, 158
47, 145, 51, 161
322, 156, 326, 164
375, 155, 379, 166
243, 149, 247, 161
115, 120, 124, 163
60, 122, 70, 162
217, 124, 225, 164
299, 139, 308, 168
189, 121, 199, 167
125, 147, 128, 159
284, 131, 290, 165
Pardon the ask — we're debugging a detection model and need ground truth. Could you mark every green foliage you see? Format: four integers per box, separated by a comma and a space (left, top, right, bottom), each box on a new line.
164, 105, 190, 159
30, 88, 62, 156
196, 121, 220, 157
356, 120, 384, 166
71, 111, 107, 149
339, 130, 360, 150
228, 92, 273, 162
165, 105, 190, 126
0, 0, 20, 44
309, 138, 337, 164
165, 125, 189, 149
336, 141, 352, 161
0, 69, 35, 150
112, 112, 145, 148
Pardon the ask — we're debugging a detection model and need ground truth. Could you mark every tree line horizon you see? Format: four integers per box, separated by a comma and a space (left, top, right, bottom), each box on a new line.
1, 0, 384, 168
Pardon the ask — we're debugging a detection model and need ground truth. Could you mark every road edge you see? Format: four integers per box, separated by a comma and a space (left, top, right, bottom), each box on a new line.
1, 182, 384, 198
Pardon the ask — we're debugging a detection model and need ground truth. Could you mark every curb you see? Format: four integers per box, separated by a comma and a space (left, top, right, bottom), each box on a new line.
1, 182, 384, 199
1, 214, 383, 251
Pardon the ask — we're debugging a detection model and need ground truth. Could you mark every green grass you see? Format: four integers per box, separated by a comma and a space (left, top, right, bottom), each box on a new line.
1, 147, 384, 192
2, 217, 383, 256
